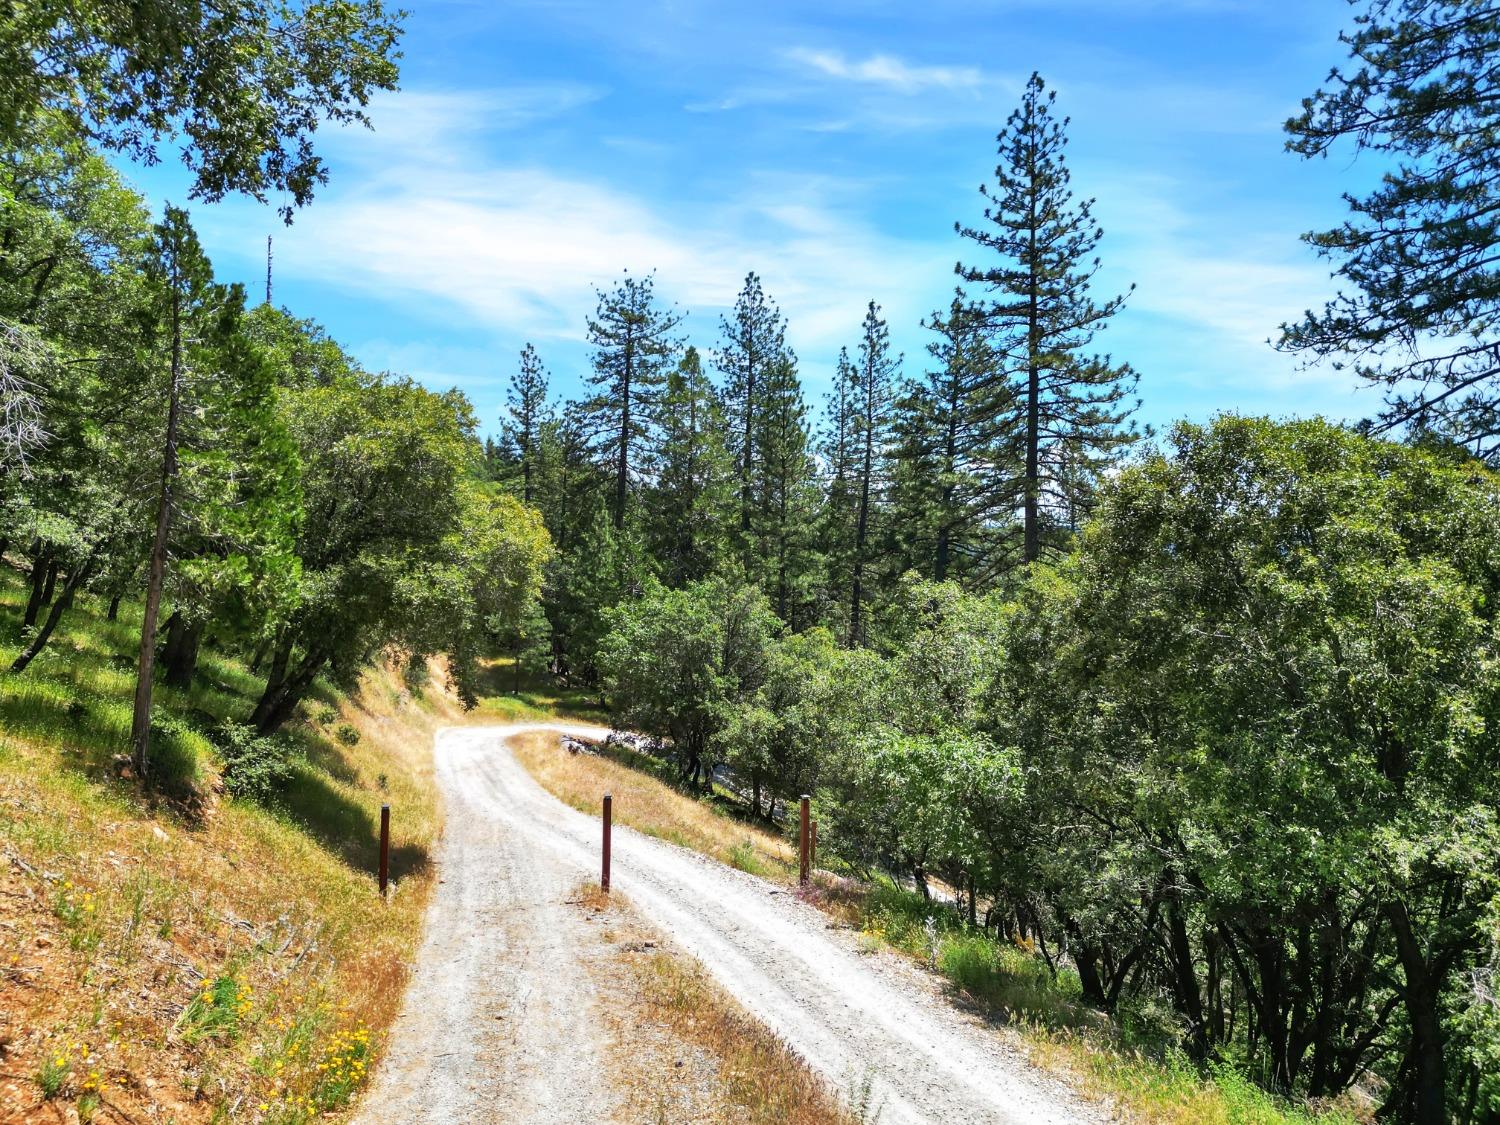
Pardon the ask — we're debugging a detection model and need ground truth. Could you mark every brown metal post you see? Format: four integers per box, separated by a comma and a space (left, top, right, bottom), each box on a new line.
811, 819, 818, 872
602, 794, 613, 893
378, 804, 390, 897
799, 795, 810, 886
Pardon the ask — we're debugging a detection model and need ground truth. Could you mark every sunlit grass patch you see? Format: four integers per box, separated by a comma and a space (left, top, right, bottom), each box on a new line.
629, 944, 853, 1124
510, 730, 799, 878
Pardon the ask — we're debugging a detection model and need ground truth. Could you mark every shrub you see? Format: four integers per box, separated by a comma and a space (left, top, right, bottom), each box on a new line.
316, 705, 338, 726
213, 723, 292, 802
334, 723, 360, 747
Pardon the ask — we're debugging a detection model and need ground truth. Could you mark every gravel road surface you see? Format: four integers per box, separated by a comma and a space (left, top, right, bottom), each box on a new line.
355, 724, 1107, 1125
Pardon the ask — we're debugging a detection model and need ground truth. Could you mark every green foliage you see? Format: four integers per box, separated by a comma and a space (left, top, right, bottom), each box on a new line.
998, 415, 1500, 1113
0, 3, 404, 214
956, 71, 1140, 566
214, 723, 293, 802
34, 1052, 69, 1099
597, 576, 779, 786
334, 723, 360, 747
178, 972, 253, 1044
580, 271, 684, 530
645, 347, 738, 586
1282, 0, 1500, 459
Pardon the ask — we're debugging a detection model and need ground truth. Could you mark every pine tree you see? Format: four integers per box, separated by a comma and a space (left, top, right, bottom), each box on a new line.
847, 301, 900, 645
817, 346, 860, 628
892, 296, 1017, 585
956, 72, 1140, 568
531, 410, 608, 677
717, 272, 791, 557
646, 346, 737, 585
503, 342, 551, 504
1281, 0, 1500, 461
580, 272, 682, 530
754, 353, 818, 624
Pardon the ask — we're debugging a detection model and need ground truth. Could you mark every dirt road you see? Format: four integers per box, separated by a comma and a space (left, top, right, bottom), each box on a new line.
356, 724, 1106, 1125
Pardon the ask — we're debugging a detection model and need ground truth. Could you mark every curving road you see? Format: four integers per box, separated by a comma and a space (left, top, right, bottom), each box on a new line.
355, 724, 1105, 1125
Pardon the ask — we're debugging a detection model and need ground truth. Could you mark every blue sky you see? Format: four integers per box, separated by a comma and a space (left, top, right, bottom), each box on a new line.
128, 0, 1384, 440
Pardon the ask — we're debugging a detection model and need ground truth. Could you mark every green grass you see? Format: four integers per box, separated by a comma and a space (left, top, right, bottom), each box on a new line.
468, 654, 608, 722
835, 880, 1364, 1124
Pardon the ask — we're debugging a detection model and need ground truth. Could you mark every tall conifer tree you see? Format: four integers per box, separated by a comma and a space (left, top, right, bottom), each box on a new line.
646, 346, 737, 585
893, 296, 1016, 584
580, 272, 682, 530
503, 342, 551, 504
717, 272, 790, 555
847, 301, 900, 645
754, 354, 818, 624
817, 346, 860, 625
956, 72, 1140, 567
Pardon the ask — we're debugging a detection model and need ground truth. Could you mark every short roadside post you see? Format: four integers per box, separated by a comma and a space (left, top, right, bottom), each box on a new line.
602, 793, 613, 893
378, 804, 391, 898
799, 795, 810, 886
811, 819, 818, 872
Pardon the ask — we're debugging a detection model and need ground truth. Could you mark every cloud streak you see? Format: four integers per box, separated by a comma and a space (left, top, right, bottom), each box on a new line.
784, 47, 989, 93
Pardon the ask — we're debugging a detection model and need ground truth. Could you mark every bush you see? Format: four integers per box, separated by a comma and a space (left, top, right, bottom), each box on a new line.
316, 705, 338, 726
334, 723, 360, 747
213, 723, 292, 802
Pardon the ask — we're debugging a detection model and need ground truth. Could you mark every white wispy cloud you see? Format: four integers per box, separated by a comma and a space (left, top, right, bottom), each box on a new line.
208, 90, 949, 379
784, 48, 988, 94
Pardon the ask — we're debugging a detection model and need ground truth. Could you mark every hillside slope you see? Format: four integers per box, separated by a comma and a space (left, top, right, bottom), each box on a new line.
0, 569, 457, 1124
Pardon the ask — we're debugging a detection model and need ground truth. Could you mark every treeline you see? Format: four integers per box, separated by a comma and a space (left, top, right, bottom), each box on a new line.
0, 119, 550, 775
488, 73, 1141, 681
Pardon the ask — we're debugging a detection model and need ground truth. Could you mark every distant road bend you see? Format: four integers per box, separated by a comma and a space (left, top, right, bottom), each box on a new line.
356, 724, 1105, 1125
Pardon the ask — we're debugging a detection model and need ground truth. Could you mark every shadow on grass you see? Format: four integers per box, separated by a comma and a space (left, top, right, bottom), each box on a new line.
276, 762, 431, 883
283, 726, 361, 787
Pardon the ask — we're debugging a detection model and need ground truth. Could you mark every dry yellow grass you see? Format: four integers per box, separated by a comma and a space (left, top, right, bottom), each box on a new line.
570, 881, 855, 1125
0, 645, 459, 1125
511, 731, 801, 880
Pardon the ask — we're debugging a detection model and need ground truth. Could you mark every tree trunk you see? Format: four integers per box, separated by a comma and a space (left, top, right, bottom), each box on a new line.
21, 547, 49, 629
1166, 887, 1208, 1058
107, 594, 121, 622
161, 611, 202, 689
1024, 180, 1041, 565
39, 557, 59, 605
10, 560, 92, 672
740, 341, 756, 539
849, 379, 876, 647
131, 270, 186, 778
1387, 900, 1449, 1125
613, 337, 633, 531
251, 644, 328, 735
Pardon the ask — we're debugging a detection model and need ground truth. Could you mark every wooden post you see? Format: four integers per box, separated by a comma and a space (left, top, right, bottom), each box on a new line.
811, 819, 818, 872
378, 804, 390, 897
799, 795, 810, 886
602, 793, 613, 893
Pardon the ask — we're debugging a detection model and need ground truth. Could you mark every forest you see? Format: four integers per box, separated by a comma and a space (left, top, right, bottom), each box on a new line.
1, 0, 1498, 1123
